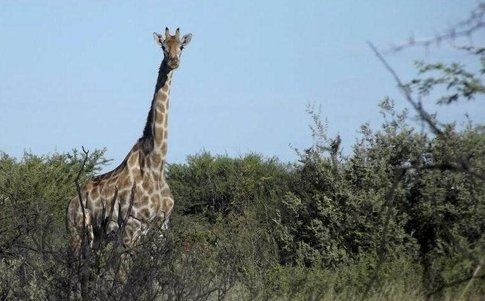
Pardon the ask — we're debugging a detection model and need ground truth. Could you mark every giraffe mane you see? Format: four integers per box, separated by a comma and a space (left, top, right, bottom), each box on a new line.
141, 58, 170, 154
91, 157, 127, 181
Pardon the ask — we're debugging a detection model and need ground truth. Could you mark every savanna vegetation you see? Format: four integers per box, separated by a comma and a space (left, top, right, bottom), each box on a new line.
1, 9, 484, 301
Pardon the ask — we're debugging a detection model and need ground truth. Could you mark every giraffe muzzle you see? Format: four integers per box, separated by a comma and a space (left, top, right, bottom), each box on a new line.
168, 60, 179, 69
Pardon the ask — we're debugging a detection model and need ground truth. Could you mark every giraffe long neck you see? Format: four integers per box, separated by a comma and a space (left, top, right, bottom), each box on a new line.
142, 59, 173, 164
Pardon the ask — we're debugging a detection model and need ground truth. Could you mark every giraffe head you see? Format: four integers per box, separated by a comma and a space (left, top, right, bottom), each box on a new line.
153, 27, 192, 69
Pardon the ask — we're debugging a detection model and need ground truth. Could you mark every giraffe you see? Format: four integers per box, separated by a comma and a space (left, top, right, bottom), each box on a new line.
67, 27, 192, 256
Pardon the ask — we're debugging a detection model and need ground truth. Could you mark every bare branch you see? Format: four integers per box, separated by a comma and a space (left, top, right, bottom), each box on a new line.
74, 146, 90, 300
385, 3, 485, 53
99, 186, 118, 244
368, 42, 444, 136
116, 182, 136, 246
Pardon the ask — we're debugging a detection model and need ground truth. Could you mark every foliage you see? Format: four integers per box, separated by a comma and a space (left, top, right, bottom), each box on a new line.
1, 29, 485, 301
168, 152, 289, 221
1, 107, 483, 300
409, 47, 485, 105
0, 149, 108, 255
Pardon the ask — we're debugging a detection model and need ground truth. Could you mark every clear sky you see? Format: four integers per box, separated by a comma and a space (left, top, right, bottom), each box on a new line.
1, 1, 484, 169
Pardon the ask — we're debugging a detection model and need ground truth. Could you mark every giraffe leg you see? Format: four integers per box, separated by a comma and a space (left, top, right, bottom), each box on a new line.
161, 216, 170, 230
67, 196, 96, 300
121, 218, 144, 249
113, 219, 143, 287
67, 196, 94, 258
105, 200, 120, 240
161, 196, 174, 230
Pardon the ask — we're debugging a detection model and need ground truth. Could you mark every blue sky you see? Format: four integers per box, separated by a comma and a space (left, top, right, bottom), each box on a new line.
1, 1, 484, 169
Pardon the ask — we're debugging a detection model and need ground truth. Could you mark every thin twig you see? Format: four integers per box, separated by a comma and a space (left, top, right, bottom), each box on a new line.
385, 3, 485, 53
110, 183, 137, 290
368, 41, 444, 136
74, 146, 90, 300
75, 147, 90, 259
99, 186, 118, 244
116, 182, 136, 244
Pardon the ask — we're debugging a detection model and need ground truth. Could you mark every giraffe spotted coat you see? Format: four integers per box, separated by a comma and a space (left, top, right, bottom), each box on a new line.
67, 28, 192, 254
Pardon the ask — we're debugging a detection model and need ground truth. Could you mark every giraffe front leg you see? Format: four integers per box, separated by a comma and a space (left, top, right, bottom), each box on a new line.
67, 196, 94, 258
160, 196, 174, 231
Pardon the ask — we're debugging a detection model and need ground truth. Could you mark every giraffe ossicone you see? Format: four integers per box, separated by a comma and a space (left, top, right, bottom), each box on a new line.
67, 27, 192, 256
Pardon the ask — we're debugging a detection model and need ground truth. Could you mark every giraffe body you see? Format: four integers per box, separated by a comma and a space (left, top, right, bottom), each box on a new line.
67, 28, 192, 254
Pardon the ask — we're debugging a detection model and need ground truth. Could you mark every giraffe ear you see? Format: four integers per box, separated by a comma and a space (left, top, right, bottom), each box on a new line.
153, 32, 163, 46
181, 33, 192, 47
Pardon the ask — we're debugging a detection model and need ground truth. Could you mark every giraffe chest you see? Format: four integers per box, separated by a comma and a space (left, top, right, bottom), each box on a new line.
140, 172, 163, 194
134, 171, 167, 218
